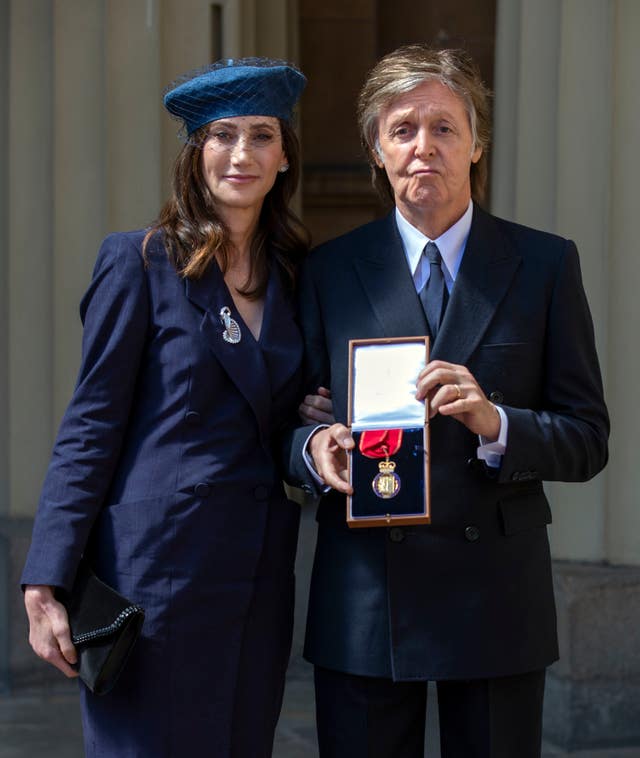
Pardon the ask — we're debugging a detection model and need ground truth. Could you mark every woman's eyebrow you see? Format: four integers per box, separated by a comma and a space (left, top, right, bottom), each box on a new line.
247, 121, 279, 131
210, 120, 239, 130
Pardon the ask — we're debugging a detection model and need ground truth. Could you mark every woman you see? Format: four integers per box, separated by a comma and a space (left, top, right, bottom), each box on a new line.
22, 58, 328, 757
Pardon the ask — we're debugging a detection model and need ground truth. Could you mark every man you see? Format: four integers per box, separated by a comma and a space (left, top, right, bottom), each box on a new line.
287, 45, 608, 758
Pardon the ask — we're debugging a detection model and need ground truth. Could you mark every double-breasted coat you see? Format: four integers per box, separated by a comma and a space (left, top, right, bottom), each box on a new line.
285, 205, 609, 682
22, 230, 304, 757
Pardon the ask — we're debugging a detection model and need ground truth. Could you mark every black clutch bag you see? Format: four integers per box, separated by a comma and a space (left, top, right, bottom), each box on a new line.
57, 559, 145, 695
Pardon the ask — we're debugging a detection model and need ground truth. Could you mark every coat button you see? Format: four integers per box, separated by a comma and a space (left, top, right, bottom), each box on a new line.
389, 527, 405, 543
489, 391, 504, 404
185, 411, 201, 426
253, 485, 269, 500
464, 525, 480, 542
194, 482, 211, 497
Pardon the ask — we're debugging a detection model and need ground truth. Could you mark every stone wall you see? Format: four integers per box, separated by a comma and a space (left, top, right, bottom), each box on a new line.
545, 562, 640, 752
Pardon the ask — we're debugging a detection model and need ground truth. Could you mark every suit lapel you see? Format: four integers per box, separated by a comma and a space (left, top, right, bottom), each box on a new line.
185, 261, 272, 445
259, 266, 302, 397
351, 208, 522, 366
352, 213, 428, 339
432, 205, 522, 364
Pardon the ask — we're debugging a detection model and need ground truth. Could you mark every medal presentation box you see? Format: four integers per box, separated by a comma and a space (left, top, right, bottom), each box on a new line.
347, 337, 430, 528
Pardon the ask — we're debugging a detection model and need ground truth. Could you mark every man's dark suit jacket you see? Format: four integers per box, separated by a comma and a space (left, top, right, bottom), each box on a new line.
286, 204, 609, 681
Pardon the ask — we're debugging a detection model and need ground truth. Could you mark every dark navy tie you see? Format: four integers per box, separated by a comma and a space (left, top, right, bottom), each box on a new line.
419, 241, 448, 340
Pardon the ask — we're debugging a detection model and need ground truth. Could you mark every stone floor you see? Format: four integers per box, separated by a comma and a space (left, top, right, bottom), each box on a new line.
1, 670, 639, 757
0, 679, 322, 758
0, 663, 438, 758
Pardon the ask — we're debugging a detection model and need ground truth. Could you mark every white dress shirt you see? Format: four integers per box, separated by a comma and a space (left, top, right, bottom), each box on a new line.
394, 201, 507, 467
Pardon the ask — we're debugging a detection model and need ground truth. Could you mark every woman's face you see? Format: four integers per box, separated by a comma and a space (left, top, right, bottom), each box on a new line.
200, 115, 287, 216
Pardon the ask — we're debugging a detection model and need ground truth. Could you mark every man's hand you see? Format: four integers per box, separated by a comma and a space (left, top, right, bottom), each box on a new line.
299, 386, 335, 425
308, 423, 355, 494
416, 360, 500, 439
24, 585, 79, 678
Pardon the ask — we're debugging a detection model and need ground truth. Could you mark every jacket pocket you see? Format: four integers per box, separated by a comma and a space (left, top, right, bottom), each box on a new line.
498, 489, 551, 535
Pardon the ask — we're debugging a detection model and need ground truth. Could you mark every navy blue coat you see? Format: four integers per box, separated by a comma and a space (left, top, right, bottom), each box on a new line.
22, 231, 304, 757
285, 206, 609, 682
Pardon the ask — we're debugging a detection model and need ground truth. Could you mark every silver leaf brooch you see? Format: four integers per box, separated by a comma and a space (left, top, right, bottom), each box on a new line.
219, 306, 241, 344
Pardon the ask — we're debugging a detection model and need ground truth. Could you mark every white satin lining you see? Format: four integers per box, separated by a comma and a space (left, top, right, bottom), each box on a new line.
352, 342, 426, 431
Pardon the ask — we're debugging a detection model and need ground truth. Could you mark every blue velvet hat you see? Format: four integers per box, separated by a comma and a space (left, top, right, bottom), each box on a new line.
164, 58, 306, 138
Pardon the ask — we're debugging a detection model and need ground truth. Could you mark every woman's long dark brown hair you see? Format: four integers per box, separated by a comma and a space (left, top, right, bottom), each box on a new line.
143, 119, 309, 298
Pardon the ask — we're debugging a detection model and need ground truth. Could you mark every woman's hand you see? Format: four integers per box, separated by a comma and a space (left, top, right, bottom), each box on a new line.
24, 585, 79, 678
298, 386, 335, 425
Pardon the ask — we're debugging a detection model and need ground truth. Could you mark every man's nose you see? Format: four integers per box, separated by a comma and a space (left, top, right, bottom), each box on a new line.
415, 128, 434, 157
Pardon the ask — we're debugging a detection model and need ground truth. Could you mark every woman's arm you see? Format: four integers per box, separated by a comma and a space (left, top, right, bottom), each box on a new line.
298, 386, 334, 425
21, 233, 150, 592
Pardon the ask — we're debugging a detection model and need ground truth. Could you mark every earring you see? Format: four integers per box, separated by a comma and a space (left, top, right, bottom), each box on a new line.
278, 164, 289, 173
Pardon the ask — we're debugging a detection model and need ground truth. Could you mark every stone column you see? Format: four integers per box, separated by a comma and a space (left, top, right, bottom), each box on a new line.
512, 0, 562, 233
606, 0, 640, 568
105, 0, 162, 231
493, 0, 610, 561
492, 0, 640, 752
490, 0, 520, 221
159, 0, 241, 199
8, 0, 54, 520
546, 0, 611, 564
52, 0, 107, 420
494, 0, 608, 561
0, 0, 9, 692
5, 0, 55, 690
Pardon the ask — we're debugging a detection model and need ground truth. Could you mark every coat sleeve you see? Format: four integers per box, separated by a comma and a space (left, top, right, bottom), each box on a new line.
499, 240, 609, 483
281, 258, 332, 492
21, 233, 150, 591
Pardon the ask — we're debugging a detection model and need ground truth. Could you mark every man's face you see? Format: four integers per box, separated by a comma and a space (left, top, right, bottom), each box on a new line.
375, 79, 482, 234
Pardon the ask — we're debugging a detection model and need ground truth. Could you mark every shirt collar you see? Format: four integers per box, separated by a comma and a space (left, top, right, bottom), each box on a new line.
395, 200, 474, 285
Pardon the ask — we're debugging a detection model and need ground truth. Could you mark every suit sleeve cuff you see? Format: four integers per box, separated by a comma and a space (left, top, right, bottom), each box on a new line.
477, 405, 508, 468
303, 424, 332, 492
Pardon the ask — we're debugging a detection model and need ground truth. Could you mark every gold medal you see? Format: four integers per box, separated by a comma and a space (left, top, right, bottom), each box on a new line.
372, 459, 401, 499
359, 429, 403, 500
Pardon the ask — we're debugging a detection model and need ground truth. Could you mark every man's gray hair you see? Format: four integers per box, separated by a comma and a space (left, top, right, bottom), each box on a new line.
357, 45, 492, 205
